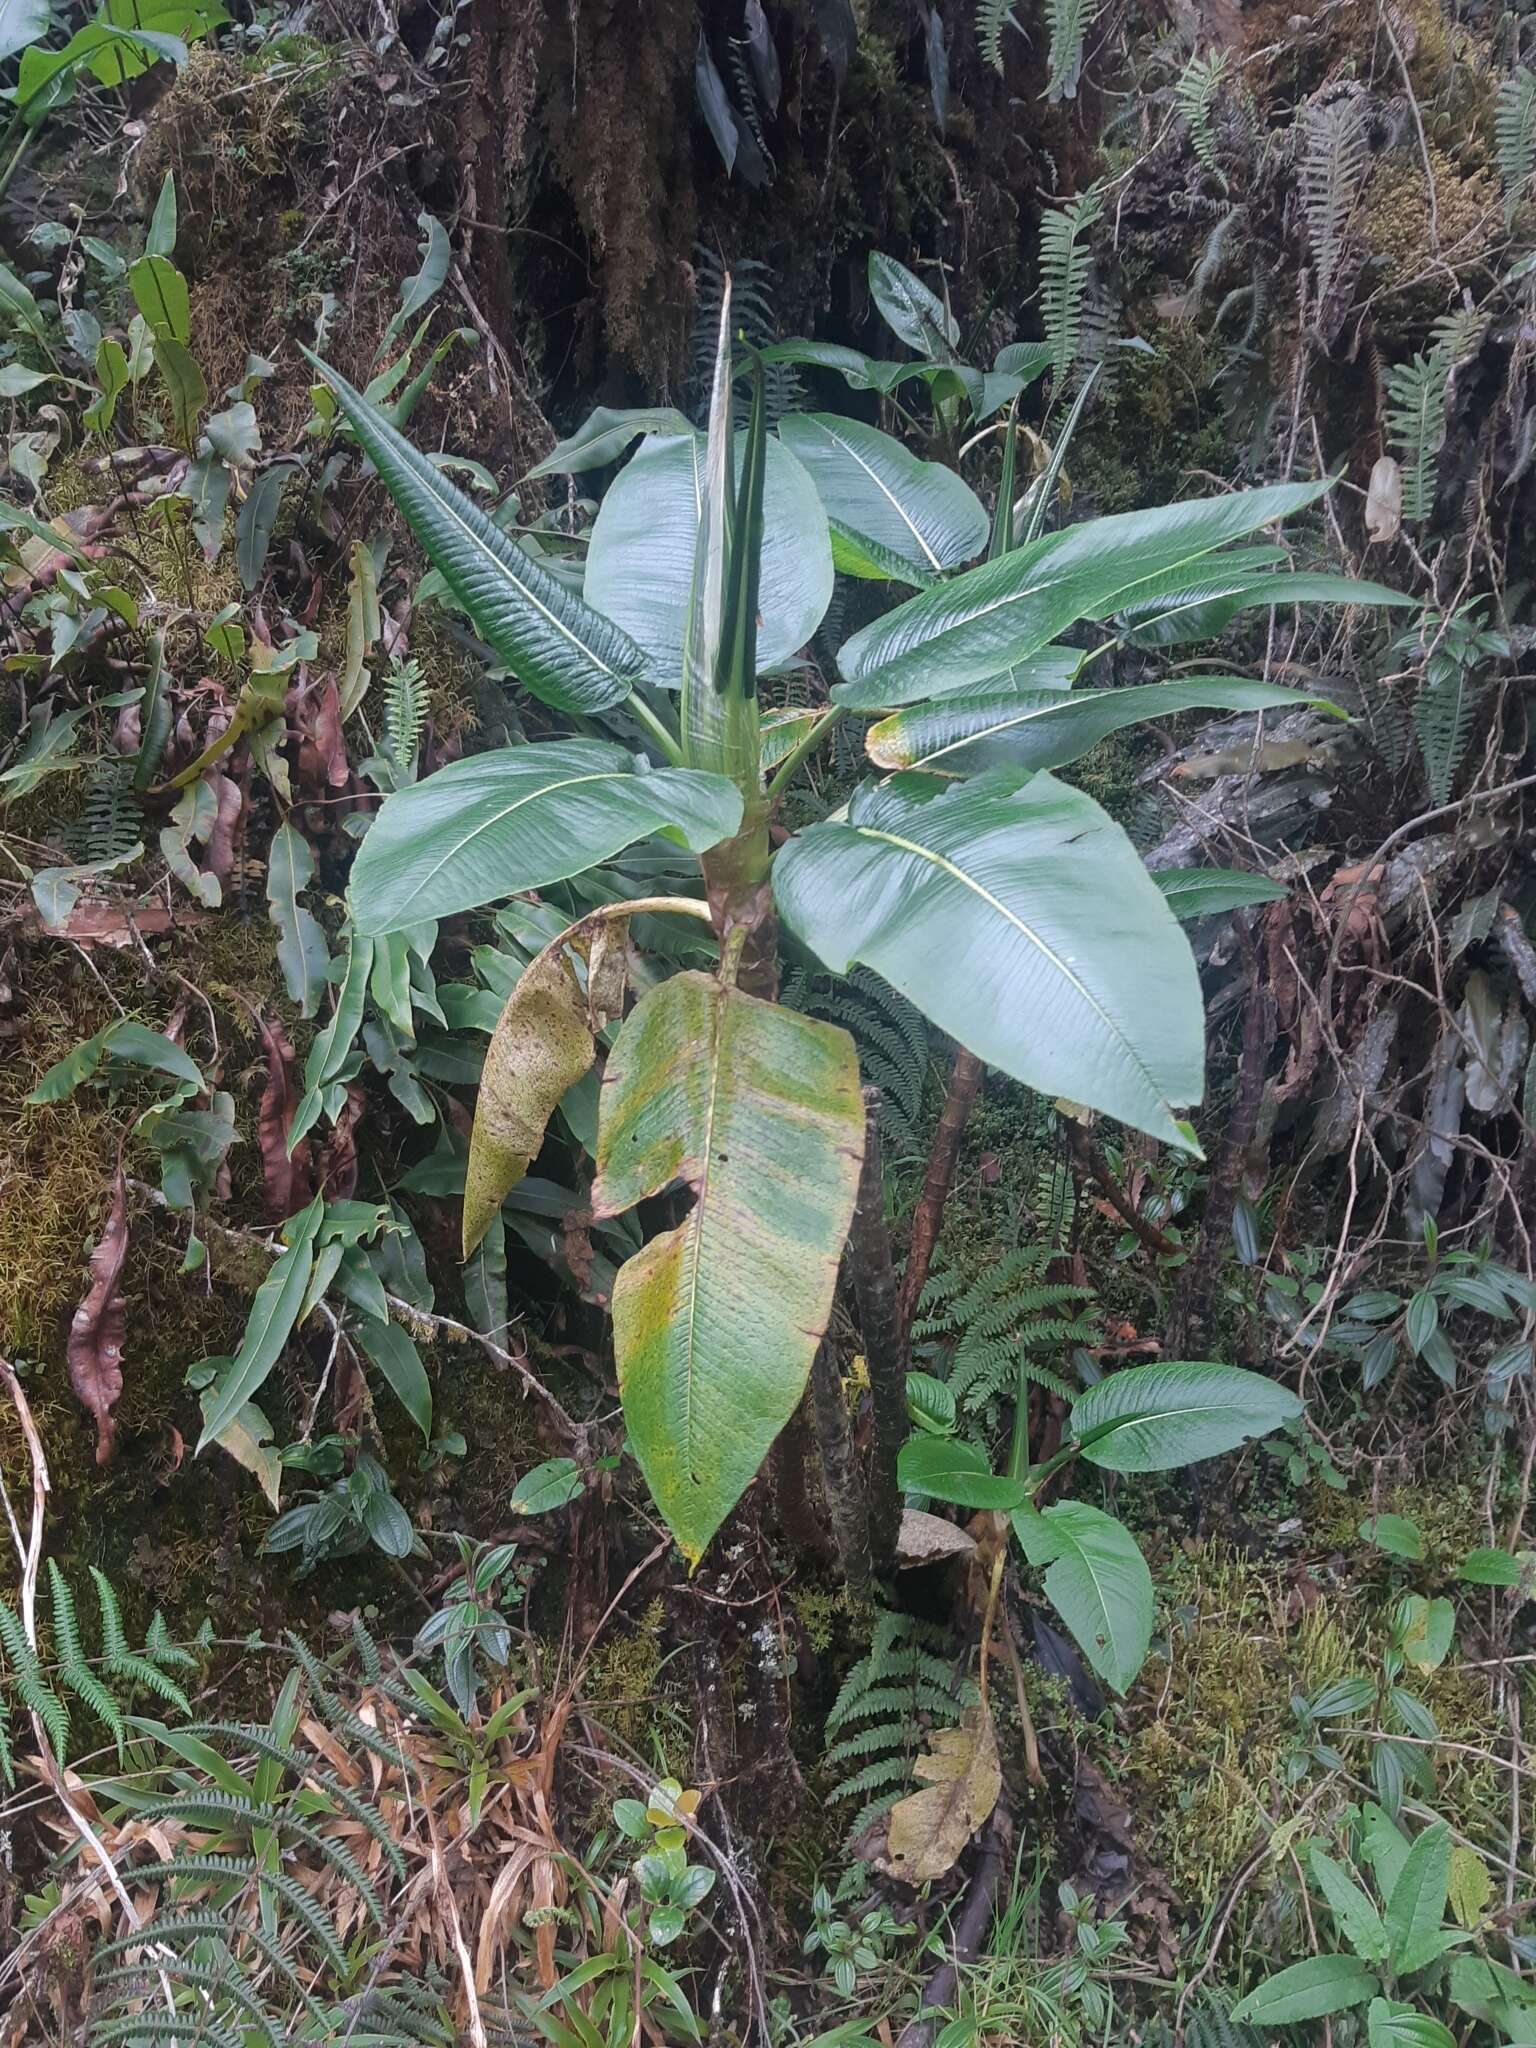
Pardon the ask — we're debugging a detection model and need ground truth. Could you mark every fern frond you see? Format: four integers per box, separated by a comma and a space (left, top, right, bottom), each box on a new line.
1177, 51, 1229, 189
95, 1911, 332, 2030
1039, 187, 1104, 381
1384, 352, 1449, 524
88, 2011, 246, 2048
0, 1598, 71, 1758
383, 656, 428, 780
90, 1564, 130, 1664
184, 1721, 408, 1884
125, 1854, 350, 1976
69, 757, 142, 864
1044, 0, 1100, 102
286, 1630, 407, 1769
782, 967, 930, 1148
977, 0, 1020, 71
144, 1789, 389, 1925
144, 1610, 199, 1671
1497, 68, 1536, 224
97, 1960, 284, 2048
822, 1611, 973, 1841
1299, 91, 1370, 306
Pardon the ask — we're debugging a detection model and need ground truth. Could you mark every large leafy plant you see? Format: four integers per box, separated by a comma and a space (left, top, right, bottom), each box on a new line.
316, 274, 1404, 1564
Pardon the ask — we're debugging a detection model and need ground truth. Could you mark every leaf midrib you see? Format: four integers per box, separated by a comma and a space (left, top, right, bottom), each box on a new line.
850, 821, 1174, 1118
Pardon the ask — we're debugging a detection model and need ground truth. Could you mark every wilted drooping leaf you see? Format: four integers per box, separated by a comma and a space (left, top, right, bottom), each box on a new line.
68, 1169, 129, 1464
886, 1704, 1001, 1883
464, 944, 595, 1258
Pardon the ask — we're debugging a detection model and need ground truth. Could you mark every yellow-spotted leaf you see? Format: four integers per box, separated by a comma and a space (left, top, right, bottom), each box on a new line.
592, 971, 864, 1562
464, 944, 594, 1257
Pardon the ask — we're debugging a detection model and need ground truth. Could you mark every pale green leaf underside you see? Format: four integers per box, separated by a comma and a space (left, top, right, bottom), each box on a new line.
777, 412, 987, 580
584, 430, 833, 683
1013, 1500, 1153, 1694
592, 973, 864, 1563
773, 770, 1205, 1146
349, 739, 742, 933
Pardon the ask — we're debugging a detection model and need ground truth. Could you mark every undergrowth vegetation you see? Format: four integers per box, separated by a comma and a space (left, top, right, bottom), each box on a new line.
0, 1, 1533, 2044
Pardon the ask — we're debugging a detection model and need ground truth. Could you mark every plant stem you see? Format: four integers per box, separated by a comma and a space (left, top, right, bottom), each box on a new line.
846, 1086, 906, 1567
765, 705, 845, 798
897, 1047, 983, 1338
623, 691, 685, 766
808, 1340, 871, 1596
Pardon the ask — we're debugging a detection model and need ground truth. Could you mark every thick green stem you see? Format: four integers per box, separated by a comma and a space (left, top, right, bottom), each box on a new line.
766, 705, 845, 799
847, 1087, 906, 1568
700, 791, 777, 1000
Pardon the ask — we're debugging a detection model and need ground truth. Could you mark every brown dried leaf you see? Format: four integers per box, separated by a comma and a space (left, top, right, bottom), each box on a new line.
895, 1508, 979, 1567
886, 1703, 1001, 1884
463, 943, 594, 1258
203, 772, 242, 883
67, 1170, 129, 1465
1364, 454, 1402, 544
257, 1012, 313, 1220
583, 915, 630, 1031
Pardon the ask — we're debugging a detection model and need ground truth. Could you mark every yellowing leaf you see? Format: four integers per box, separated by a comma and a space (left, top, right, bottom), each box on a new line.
1448, 1846, 1492, 1928
464, 944, 594, 1257
886, 1704, 1001, 1884
593, 971, 863, 1562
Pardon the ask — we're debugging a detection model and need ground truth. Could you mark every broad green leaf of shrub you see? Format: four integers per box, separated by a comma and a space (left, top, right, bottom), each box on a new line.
1070, 1361, 1302, 1471
592, 972, 862, 1562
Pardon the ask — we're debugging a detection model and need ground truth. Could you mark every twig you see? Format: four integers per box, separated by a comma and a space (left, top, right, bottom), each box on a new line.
898, 1048, 983, 1337
846, 1088, 906, 1565
1068, 1123, 1182, 1260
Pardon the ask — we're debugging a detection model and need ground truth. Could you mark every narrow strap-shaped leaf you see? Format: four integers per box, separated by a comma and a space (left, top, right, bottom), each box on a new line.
303, 347, 649, 715
196, 1196, 324, 1452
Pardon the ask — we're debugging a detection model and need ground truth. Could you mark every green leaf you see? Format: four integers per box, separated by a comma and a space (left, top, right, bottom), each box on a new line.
146, 172, 177, 258
127, 254, 190, 342
1361, 1513, 1425, 1561
1231, 1956, 1379, 2025
591, 972, 864, 1563
1155, 868, 1288, 918
234, 461, 293, 589
88, 0, 226, 82
0, 0, 49, 63
1070, 1361, 1302, 1472
1310, 1845, 1390, 1963
864, 677, 1339, 777
868, 252, 958, 358
834, 482, 1334, 707
153, 337, 206, 446
380, 212, 450, 356
266, 823, 330, 1017
1397, 1594, 1455, 1673
0, 262, 51, 350
25, 1018, 204, 1103
898, 1435, 1027, 1512
1405, 1289, 1440, 1355
776, 414, 986, 580
353, 1317, 432, 1439
773, 769, 1206, 1146
348, 739, 741, 933
510, 1457, 584, 1514
1384, 1820, 1452, 1973
196, 1197, 324, 1452
834, 644, 1085, 716
584, 428, 832, 686
1458, 1547, 1528, 1587
1367, 1999, 1454, 2048
526, 404, 695, 478
359, 1486, 415, 1557
1014, 1501, 1154, 1695
305, 350, 651, 714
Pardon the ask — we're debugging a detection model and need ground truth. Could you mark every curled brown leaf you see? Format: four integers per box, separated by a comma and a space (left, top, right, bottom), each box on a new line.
67, 1170, 129, 1465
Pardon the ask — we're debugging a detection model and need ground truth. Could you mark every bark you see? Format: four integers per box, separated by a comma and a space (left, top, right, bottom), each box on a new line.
846, 1087, 906, 1567
897, 1048, 983, 1336
1165, 935, 1274, 1358
808, 1342, 871, 1596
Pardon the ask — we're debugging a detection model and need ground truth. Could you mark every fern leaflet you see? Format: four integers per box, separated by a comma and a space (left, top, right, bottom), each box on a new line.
824, 1611, 975, 1837
1044, 0, 1100, 102
1177, 50, 1229, 189
1299, 90, 1370, 307
1497, 67, 1536, 225
1040, 186, 1104, 382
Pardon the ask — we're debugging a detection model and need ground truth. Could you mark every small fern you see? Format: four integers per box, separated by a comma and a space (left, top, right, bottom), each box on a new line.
1299, 89, 1370, 308
69, 757, 142, 863
383, 654, 428, 782
824, 1610, 976, 1838
782, 966, 930, 1149
1497, 67, 1536, 225
1043, 0, 1100, 101
912, 1246, 1095, 1429
1396, 600, 1510, 805
977, 0, 1019, 71
1177, 50, 1230, 189
1039, 185, 1104, 382
1385, 312, 1483, 525
689, 249, 801, 422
